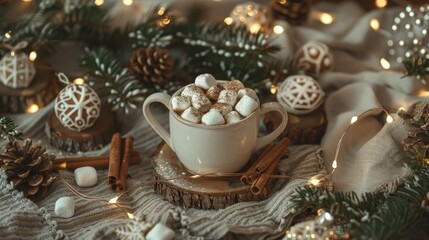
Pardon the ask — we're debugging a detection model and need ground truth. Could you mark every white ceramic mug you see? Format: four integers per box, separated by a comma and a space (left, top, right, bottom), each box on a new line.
143, 83, 288, 174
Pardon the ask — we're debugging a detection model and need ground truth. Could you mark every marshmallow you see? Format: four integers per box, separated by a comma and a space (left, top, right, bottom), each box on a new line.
218, 90, 238, 106
147, 223, 175, 240
55, 197, 75, 218
181, 84, 204, 98
171, 96, 191, 112
181, 107, 202, 123
235, 95, 259, 117
192, 93, 211, 112
202, 110, 225, 125
224, 80, 244, 92
238, 88, 258, 101
210, 103, 232, 116
195, 73, 216, 90
206, 86, 222, 101
74, 166, 98, 187
225, 111, 242, 124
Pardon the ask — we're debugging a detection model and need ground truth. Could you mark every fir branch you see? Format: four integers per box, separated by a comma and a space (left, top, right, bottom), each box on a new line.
0, 117, 23, 141
176, 23, 280, 82
403, 54, 429, 81
128, 4, 177, 49
80, 47, 146, 113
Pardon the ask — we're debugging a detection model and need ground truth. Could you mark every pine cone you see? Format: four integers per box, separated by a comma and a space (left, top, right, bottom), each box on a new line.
0, 139, 56, 200
398, 102, 429, 152
129, 47, 174, 86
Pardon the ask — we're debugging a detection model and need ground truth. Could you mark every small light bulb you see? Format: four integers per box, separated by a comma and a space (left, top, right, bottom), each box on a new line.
380, 58, 390, 70
26, 104, 39, 113
109, 197, 118, 204
370, 18, 380, 31
332, 160, 337, 169
319, 13, 334, 25
10, 51, 15, 57
273, 25, 284, 34
308, 178, 320, 186
249, 23, 261, 34
386, 115, 393, 123
419, 91, 429, 97
224, 17, 233, 25
73, 78, 85, 85
22, 0, 32, 2
351, 116, 358, 124
157, 7, 165, 16
29, 51, 37, 62
375, 0, 388, 8
398, 107, 405, 111
4, 32, 11, 39
270, 85, 277, 94
127, 212, 134, 219
122, 0, 132, 6
94, 0, 104, 6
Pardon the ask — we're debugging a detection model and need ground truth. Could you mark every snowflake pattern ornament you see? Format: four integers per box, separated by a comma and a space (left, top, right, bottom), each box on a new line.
54, 73, 101, 132
276, 75, 325, 115
0, 42, 36, 89
229, 1, 270, 34
295, 41, 333, 76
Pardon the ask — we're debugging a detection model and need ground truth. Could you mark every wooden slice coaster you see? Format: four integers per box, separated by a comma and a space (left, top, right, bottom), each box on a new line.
264, 106, 327, 145
153, 143, 277, 210
47, 105, 115, 153
0, 62, 60, 114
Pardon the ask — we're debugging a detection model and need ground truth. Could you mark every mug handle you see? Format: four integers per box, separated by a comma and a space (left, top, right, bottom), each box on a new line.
255, 102, 288, 151
142, 92, 173, 150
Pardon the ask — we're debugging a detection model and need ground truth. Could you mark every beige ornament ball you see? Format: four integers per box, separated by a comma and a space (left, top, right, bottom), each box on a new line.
0, 51, 36, 89
295, 41, 333, 76
276, 75, 324, 115
54, 73, 101, 132
229, 1, 270, 33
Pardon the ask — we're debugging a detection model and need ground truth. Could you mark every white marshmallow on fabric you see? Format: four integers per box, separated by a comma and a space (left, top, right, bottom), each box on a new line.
195, 73, 216, 90
225, 111, 242, 124
218, 90, 238, 106
171, 96, 191, 112
238, 88, 258, 101
192, 93, 211, 112
181, 84, 204, 98
206, 86, 222, 101
181, 107, 202, 123
223, 80, 245, 92
235, 95, 259, 117
210, 103, 233, 116
55, 197, 75, 218
74, 166, 98, 187
202, 110, 225, 125
146, 223, 175, 240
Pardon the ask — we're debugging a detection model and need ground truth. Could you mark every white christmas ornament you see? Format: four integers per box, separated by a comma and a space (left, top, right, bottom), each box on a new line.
276, 75, 325, 115
55, 73, 101, 132
0, 42, 36, 89
295, 41, 333, 76
228, 2, 270, 34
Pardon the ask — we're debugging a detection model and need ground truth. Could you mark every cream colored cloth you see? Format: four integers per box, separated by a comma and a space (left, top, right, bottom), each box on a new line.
0, 1, 425, 239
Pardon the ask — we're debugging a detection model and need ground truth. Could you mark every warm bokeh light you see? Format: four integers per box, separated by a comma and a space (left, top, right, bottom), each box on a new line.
73, 78, 85, 85
419, 91, 429, 97
351, 116, 358, 124
270, 85, 277, 94
273, 25, 284, 34
26, 104, 39, 113
380, 58, 391, 69
157, 7, 165, 16
29, 51, 37, 62
22, 0, 32, 2
94, 0, 104, 6
319, 13, 334, 25
224, 17, 233, 25
386, 115, 393, 123
109, 197, 118, 204
308, 178, 320, 186
370, 18, 380, 31
398, 107, 405, 111
10, 51, 15, 57
122, 0, 132, 6
375, 0, 388, 8
332, 160, 337, 169
127, 212, 134, 219
249, 23, 261, 34
4, 32, 11, 39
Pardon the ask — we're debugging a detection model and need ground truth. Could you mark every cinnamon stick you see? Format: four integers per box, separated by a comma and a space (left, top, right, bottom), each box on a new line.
115, 136, 134, 192
108, 133, 122, 184
255, 138, 289, 174
240, 143, 276, 184
53, 151, 141, 170
250, 153, 282, 195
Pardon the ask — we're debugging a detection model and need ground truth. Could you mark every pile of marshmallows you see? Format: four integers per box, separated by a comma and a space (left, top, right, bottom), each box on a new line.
172, 74, 259, 125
